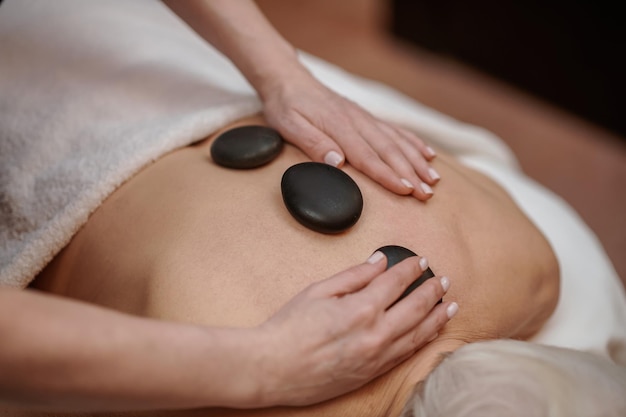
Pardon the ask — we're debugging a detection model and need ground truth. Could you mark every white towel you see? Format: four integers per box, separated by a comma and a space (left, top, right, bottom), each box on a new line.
0, 0, 515, 288
1, 0, 624, 361
0, 0, 263, 288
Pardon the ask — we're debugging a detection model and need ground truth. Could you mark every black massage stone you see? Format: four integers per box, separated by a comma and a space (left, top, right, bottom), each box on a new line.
281, 162, 363, 234
375, 245, 442, 308
210, 125, 284, 169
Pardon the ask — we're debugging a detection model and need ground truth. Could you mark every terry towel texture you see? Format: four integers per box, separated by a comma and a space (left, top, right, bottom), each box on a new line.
0, 0, 514, 288
1, 0, 625, 361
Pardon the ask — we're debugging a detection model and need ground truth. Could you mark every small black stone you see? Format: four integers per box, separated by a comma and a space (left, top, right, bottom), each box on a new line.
281, 162, 363, 234
374, 245, 442, 308
210, 125, 284, 169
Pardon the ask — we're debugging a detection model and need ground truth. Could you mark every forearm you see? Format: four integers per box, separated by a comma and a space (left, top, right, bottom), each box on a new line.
163, 0, 309, 99
0, 288, 261, 411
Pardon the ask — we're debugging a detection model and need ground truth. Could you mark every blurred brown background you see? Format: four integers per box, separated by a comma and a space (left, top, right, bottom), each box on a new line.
256, 0, 626, 288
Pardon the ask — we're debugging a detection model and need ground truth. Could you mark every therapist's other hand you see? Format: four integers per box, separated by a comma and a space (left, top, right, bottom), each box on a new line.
260, 69, 439, 201
253, 252, 455, 406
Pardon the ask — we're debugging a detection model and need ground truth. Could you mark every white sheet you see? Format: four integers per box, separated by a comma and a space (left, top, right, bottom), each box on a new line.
0, 0, 624, 362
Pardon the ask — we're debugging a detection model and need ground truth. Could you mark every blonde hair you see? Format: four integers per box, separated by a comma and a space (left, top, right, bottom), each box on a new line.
403, 339, 626, 417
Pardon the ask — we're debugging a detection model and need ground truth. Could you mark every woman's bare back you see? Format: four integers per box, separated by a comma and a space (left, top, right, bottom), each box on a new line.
29, 116, 559, 416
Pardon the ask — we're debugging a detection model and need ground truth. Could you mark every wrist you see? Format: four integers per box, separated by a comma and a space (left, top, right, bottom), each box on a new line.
249, 50, 313, 102
239, 325, 282, 408
233, 322, 293, 408
195, 325, 274, 408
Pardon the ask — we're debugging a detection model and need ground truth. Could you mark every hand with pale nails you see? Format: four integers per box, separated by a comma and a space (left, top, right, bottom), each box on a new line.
163, 0, 440, 201
253, 252, 457, 406
260, 68, 441, 201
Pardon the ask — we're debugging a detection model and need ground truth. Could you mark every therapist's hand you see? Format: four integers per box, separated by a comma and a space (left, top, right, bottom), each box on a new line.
261, 69, 440, 201
252, 252, 456, 406
164, 0, 439, 201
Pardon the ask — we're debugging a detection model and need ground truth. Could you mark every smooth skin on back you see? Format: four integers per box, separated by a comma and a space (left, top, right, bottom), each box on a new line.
29, 115, 559, 417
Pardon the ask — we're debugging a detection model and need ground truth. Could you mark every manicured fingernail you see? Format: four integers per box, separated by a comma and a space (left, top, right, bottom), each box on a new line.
427, 332, 438, 343
419, 257, 428, 271
440, 276, 450, 292
426, 146, 436, 157
446, 302, 459, 319
324, 150, 343, 167
367, 251, 385, 264
428, 168, 440, 181
400, 178, 415, 189
420, 182, 433, 195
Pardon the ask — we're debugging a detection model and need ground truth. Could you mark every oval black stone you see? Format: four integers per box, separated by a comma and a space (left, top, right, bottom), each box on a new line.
374, 245, 442, 308
281, 162, 363, 234
210, 125, 284, 169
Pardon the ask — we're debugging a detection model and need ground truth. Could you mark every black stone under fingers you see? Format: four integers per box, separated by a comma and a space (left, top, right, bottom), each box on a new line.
281, 162, 363, 234
210, 125, 284, 169
375, 245, 442, 309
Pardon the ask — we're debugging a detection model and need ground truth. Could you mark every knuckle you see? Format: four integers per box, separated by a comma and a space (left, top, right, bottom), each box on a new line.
430, 277, 446, 298
402, 257, 423, 280
350, 149, 379, 171
436, 307, 450, 326
378, 141, 401, 157
305, 136, 333, 157
411, 329, 429, 347
413, 297, 431, 317
391, 258, 421, 289
369, 333, 386, 353
392, 273, 410, 297
422, 280, 441, 304
360, 333, 386, 357
353, 302, 377, 322
411, 283, 439, 314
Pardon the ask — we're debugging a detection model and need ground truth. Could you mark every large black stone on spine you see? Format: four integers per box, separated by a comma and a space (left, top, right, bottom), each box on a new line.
210, 125, 283, 169
281, 162, 363, 234
375, 245, 442, 308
